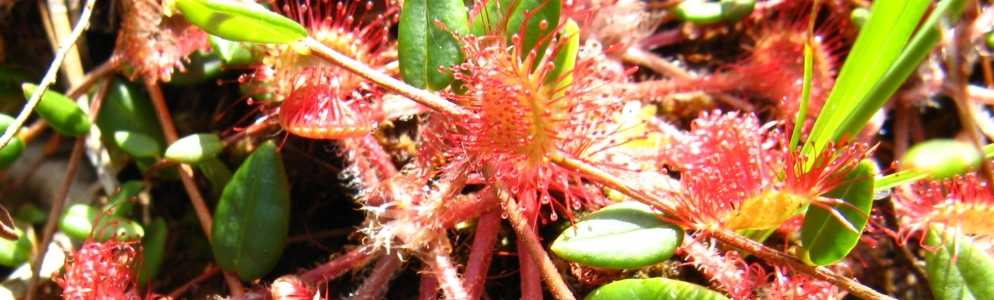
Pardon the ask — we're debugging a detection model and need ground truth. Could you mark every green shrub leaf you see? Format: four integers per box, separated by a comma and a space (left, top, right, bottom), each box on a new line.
398, 0, 468, 90
209, 35, 258, 66
175, 0, 307, 44
165, 133, 224, 164
59, 204, 145, 241
551, 202, 683, 269
586, 278, 729, 300
139, 218, 168, 286
0, 226, 32, 267
800, 160, 876, 266
113, 131, 162, 159
97, 78, 166, 156
0, 114, 24, 169
212, 141, 290, 281
22, 83, 91, 136
925, 227, 994, 300
901, 139, 981, 180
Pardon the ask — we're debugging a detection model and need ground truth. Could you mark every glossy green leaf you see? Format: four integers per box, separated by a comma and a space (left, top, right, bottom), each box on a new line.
851, 7, 871, 28
0, 114, 24, 169
209, 35, 258, 66
59, 204, 145, 241
165, 133, 224, 164
672, 0, 755, 25
551, 202, 683, 269
398, 0, 468, 90
800, 160, 876, 266
104, 181, 145, 218
876, 142, 994, 192
0, 226, 32, 267
901, 139, 981, 180
14, 204, 45, 225
113, 131, 162, 159
174, 0, 307, 44
22, 83, 91, 136
212, 141, 290, 281
925, 227, 994, 300
471, 0, 561, 61
97, 78, 166, 154
586, 278, 729, 300
139, 218, 168, 286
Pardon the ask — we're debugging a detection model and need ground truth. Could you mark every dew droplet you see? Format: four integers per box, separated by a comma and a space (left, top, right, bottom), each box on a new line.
539, 20, 549, 30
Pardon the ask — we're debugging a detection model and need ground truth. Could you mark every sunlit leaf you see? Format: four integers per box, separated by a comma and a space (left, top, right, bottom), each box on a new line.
0, 114, 24, 169
925, 227, 994, 300
175, 0, 307, 44
901, 139, 981, 180
165, 133, 224, 164
113, 131, 162, 159
586, 278, 729, 300
800, 160, 876, 266
0, 226, 32, 267
551, 202, 683, 269
22, 83, 91, 137
59, 204, 145, 241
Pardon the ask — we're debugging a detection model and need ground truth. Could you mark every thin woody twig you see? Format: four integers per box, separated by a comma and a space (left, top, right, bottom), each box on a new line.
144, 80, 245, 297
0, 0, 96, 150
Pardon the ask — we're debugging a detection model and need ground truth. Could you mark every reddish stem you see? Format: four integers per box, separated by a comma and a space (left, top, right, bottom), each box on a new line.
300, 247, 379, 285
464, 209, 501, 300
427, 242, 470, 300
352, 254, 403, 300
167, 265, 221, 299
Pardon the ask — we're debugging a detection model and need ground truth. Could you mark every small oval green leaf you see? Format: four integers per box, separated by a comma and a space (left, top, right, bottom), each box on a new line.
113, 131, 162, 159
925, 227, 994, 300
900, 139, 980, 180
800, 160, 876, 266
175, 0, 307, 44
139, 218, 168, 286
0, 226, 33, 267
22, 83, 91, 136
212, 141, 290, 281
551, 202, 683, 269
586, 278, 729, 300
98, 78, 166, 154
59, 204, 145, 241
398, 0, 469, 90
168, 50, 225, 85
165, 133, 224, 164
0, 114, 24, 169
471, 0, 561, 61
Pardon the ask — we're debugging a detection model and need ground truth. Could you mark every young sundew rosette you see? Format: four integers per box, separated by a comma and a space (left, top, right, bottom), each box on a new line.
893, 172, 994, 245
115, 0, 210, 83
248, 0, 397, 140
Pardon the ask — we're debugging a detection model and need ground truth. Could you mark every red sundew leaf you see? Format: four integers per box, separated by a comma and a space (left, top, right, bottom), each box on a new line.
278, 85, 376, 140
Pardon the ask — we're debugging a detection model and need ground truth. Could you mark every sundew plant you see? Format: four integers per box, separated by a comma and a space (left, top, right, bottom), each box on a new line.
1, 0, 994, 299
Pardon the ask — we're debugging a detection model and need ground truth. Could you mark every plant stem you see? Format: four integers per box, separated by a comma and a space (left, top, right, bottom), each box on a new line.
426, 240, 470, 300
708, 229, 895, 300
464, 209, 501, 300
492, 186, 576, 300
167, 265, 221, 299
26, 78, 110, 300
304, 38, 471, 118
419, 272, 439, 300
301, 247, 379, 284
352, 253, 403, 300
0, 0, 95, 150
144, 80, 245, 297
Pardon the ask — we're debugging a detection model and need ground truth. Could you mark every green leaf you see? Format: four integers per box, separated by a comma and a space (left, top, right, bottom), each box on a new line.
901, 139, 981, 180
174, 0, 307, 44
545, 18, 579, 92
209, 35, 258, 66
0, 226, 33, 267
59, 204, 145, 241
398, 0, 469, 90
165, 133, 224, 164
139, 218, 168, 286
800, 160, 876, 266
925, 227, 994, 300
470, 0, 561, 61
586, 278, 729, 300
212, 141, 290, 281
0, 114, 24, 169
551, 202, 683, 269
22, 83, 91, 136
113, 131, 162, 159
672, 0, 755, 25
97, 78, 166, 155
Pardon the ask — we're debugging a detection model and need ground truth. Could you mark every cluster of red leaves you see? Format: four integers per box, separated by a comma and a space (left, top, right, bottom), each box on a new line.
893, 172, 994, 243
56, 240, 142, 300
115, 0, 209, 83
